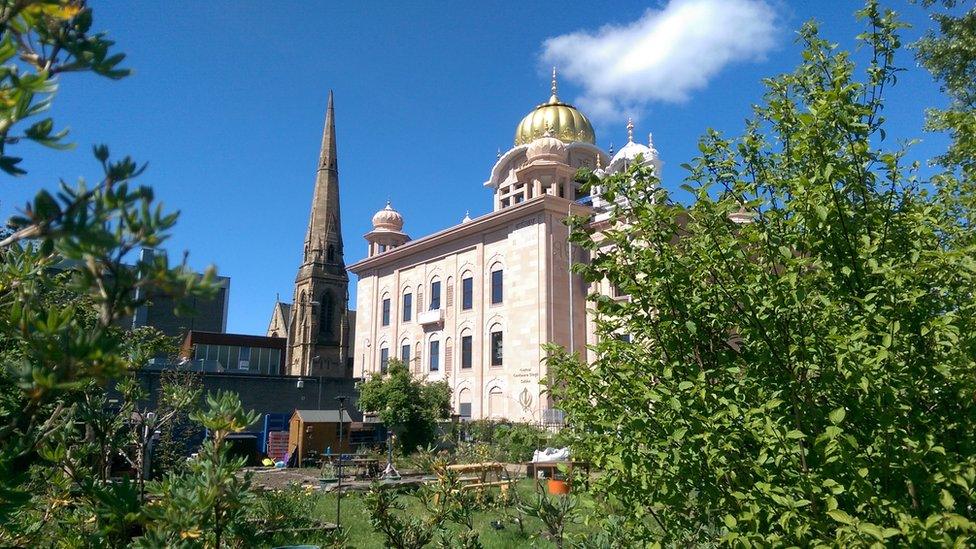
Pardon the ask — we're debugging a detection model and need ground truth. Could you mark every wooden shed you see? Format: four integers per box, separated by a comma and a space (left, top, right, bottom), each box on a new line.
288, 409, 353, 465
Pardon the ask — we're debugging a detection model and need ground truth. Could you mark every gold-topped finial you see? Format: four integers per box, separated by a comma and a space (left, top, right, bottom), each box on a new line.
596, 153, 603, 170
627, 118, 634, 143
549, 67, 559, 103
496, 147, 502, 160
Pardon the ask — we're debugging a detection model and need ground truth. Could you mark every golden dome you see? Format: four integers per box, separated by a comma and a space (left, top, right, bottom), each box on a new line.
514, 69, 596, 146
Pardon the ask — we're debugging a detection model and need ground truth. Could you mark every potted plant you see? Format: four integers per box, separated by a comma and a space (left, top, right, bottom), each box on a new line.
319, 461, 339, 486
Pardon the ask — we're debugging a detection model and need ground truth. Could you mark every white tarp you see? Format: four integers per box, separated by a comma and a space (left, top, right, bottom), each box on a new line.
532, 447, 570, 462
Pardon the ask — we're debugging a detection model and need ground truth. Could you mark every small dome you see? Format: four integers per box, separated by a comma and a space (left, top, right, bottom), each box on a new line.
372, 201, 404, 231
514, 69, 596, 146
608, 119, 660, 174
525, 133, 567, 163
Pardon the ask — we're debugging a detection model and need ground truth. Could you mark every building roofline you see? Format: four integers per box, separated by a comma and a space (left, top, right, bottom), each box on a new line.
347, 194, 591, 273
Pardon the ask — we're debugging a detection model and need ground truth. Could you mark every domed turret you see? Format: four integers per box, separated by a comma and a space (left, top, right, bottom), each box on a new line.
514, 69, 596, 146
608, 118, 661, 175
525, 128, 568, 163
372, 201, 404, 232
365, 201, 409, 257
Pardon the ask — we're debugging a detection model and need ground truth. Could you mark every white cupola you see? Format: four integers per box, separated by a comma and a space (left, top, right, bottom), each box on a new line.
607, 118, 662, 176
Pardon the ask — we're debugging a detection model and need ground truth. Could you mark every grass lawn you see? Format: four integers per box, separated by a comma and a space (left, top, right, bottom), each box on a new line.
304, 478, 595, 548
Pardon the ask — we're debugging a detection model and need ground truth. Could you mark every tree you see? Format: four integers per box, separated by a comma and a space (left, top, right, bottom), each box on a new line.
0, 2, 265, 546
546, 1, 976, 545
357, 359, 451, 453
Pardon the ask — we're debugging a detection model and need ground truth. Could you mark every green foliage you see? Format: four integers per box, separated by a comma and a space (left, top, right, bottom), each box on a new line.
0, 0, 129, 176
914, 0, 976, 179
137, 391, 260, 547
364, 469, 483, 549
463, 420, 563, 462
358, 359, 451, 452
519, 491, 579, 549
0, 2, 250, 545
152, 367, 205, 477
546, 2, 976, 545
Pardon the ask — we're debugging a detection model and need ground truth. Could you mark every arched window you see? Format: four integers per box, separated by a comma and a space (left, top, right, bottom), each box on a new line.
402, 290, 413, 322
458, 388, 472, 419
489, 324, 503, 367
379, 345, 389, 374
381, 293, 391, 326
460, 329, 473, 369
320, 292, 334, 334
327, 244, 336, 262
460, 272, 474, 310
428, 336, 440, 372
490, 266, 503, 305
299, 290, 307, 325
400, 337, 411, 365
429, 276, 442, 310
488, 387, 504, 418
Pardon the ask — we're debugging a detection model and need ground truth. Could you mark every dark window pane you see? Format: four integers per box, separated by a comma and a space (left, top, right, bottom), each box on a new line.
429, 340, 440, 371
459, 402, 472, 418
462, 277, 473, 310
461, 335, 472, 369
320, 293, 334, 334
402, 293, 412, 322
490, 331, 503, 366
381, 298, 390, 326
401, 344, 410, 363
430, 281, 441, 310
380, 347, 389, 374
491, 270, 503, 304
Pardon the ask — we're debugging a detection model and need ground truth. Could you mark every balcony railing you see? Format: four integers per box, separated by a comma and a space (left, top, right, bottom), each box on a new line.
417, 308, 444, 326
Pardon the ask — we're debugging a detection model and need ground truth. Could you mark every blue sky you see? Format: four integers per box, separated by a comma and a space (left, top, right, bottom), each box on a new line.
1, 1, 952, 335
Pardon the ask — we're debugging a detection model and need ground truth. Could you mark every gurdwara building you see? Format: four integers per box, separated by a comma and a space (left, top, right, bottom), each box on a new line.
347, 71, 661, 422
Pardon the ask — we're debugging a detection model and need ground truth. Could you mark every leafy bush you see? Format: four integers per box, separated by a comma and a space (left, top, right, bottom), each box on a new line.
358, 359, 451, 453
547, 2, 976, 545
462, 420, 564, 462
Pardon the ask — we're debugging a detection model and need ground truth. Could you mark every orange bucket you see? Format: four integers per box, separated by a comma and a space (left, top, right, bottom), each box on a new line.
547, 479, 570, 494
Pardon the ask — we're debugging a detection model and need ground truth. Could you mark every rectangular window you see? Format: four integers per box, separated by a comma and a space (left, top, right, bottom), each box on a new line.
430, 281, 441, 310
459, 402, 472, 419
429, 340, 440, 371
401, 344, 410, 364
462, 277, 473, 310
238, 347, 251, 370
380, 347, 389, 374
461, 335, 472, 369
402, 293, 412, 322
490, 331, 503, 366
491, 269, 503, 304
381, 298, 391, 326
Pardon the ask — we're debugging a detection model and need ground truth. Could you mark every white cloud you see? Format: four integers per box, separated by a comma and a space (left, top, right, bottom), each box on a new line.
542, 0, 778, 122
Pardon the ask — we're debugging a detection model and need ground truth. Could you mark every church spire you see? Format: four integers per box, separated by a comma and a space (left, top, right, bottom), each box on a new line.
288, 89, 350, 378
303, 90, 342, 263
319, 90, 337, 173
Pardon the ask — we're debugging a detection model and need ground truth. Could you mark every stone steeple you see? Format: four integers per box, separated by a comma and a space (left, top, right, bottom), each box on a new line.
286, 91, 351, 378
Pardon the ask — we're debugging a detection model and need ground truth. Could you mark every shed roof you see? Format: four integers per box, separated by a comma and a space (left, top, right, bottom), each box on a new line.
292, 410, 353, 423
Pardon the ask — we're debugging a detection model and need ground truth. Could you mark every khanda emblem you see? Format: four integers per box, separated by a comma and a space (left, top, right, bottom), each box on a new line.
518, 388, 533, 412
